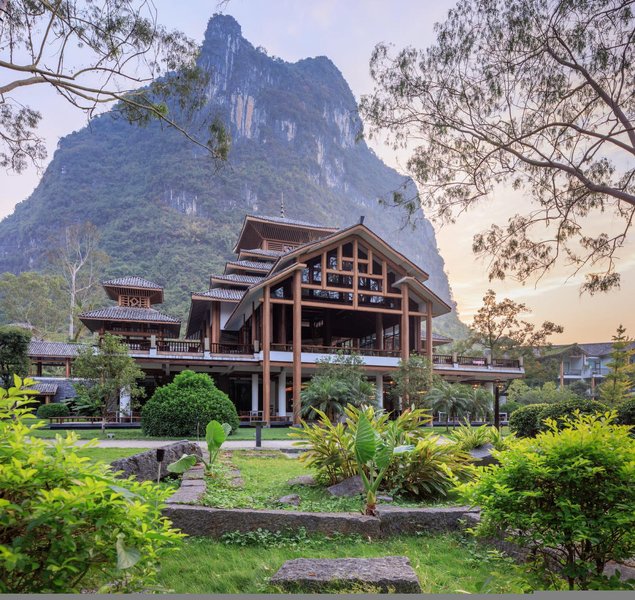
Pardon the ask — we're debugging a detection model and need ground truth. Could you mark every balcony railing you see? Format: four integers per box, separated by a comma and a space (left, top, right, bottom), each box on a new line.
563, 369, 583, 376
210, 343, 254, 355
270, 343, 401, 357
157, 339, 203, 353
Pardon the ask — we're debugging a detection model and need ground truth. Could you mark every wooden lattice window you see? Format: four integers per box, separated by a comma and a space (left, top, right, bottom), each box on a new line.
119, 295, 150, 308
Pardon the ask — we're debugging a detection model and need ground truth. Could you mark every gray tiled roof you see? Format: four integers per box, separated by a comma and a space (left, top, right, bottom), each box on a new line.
226, 260, 274, 271
79, 306, 180, 323
210, 274, 264, 285
194, 289, 245, 301
579, 341, 635, 356
29, 382, 58, 394
102, 276, 162, 289
28, 340, 80, 358
241, 248, 285, 258
248, 214, 336, 229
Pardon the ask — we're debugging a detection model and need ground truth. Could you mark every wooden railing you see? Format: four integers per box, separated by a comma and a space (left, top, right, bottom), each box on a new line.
270, 343, 400, 357
491, 358, 521, 369
210, 343, 254, 355
157, 339, 203, 353
432, 354, 454, 365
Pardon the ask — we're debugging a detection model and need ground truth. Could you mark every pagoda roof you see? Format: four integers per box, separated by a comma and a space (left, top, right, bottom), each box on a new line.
239, 248, 284, 259
102, 276, 164, 304
210, 273, 264, 287
28, 340, 80, 358
79, 306, 181, 334
192, 288, 245, 301
225, 259, 274, 274
29, 382, 58, 395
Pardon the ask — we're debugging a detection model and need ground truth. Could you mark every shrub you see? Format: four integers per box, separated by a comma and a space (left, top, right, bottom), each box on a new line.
36, 402, 70, 419
462, 412, 635, 590
141, 370, 239, 436
291, 404, 431, 485
383, 437, 474, 500
508, 403, 549, 437
501, 400, 522, 416
0, 376, 182, 593
451, 421, 493, 451
537, 398, 609, 431
616, 397, 635, 426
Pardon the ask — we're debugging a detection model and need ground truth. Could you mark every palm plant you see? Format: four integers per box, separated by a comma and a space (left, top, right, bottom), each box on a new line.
468, 387, 494, 422
301, 375, 371, 421
424, 381, 471, 431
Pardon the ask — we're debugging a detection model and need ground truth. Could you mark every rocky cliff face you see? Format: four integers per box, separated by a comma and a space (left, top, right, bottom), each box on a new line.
0, 14, 467, 337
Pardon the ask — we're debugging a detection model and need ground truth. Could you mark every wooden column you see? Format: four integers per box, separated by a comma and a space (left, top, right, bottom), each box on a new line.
324, 310, 332, 346
426, 301, 433, 362
415, 316, 422, 353
279, 304, 287, 345
211, 302, 221, 346
375, 313, 384, 350
36, 362, 43, 376
262, 286, 271, 426
65, 358, 71, 378
401, 285, 410, 362
292, 269, 302, 425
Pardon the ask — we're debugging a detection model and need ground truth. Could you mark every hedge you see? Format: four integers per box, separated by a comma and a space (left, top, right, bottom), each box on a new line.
508, 403, 549, 438
617, 397, 635, 426
36, 402, 70, 419
538, 398, 609, 431
141, 370, 239, 437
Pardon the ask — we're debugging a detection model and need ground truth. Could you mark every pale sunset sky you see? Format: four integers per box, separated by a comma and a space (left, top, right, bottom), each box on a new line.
1, 0, 633, 343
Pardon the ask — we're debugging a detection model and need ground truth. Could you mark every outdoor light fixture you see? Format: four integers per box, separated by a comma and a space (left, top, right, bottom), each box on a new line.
155, 448, 165, 484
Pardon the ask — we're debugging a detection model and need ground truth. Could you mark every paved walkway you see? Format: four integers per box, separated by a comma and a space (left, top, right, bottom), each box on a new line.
73, 439, 300, 450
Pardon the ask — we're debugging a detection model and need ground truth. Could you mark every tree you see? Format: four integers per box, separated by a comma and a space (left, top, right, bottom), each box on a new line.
471, 289, 563, 358
507, 379, 580, 405
390, 354, 435, 410
49, 222, 109, 340
599, 324, 635, 406
0, 271, 66, 337
424, 381, 471, 431
468, 386, 494, 421
301, 352, 375, 421
0, 325, 31, 387
0, 0, 230, 173
361, 0, 635, 294
72, 333, 144, 430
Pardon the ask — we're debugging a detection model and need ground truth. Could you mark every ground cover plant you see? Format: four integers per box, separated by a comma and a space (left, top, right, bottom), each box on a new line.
154, 532, 537, 594
462, 412, 635, 590
76, 447, 151, 464
168, 420, 231, 475
0, 376, 182, 593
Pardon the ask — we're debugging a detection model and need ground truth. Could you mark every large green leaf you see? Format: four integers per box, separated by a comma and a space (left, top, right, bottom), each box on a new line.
116, 534, 141, 570
375, 441, 394, 470
354, 413, 377, 464
166, 453, 198, 474
206, 420, 229, 452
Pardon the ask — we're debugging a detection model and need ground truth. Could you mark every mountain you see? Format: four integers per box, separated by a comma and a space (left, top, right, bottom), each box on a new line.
0, 14, 468, 339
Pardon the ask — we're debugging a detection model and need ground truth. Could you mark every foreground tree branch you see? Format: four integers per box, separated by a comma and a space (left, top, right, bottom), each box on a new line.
0, 0, 230, 173
360, 0, 635, 293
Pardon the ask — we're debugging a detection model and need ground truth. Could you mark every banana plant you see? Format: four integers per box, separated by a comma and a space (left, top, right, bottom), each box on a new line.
167, 420, 232, 475
354, 413, 413, 516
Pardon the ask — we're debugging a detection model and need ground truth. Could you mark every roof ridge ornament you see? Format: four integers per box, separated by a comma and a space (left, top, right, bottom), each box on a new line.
280, 192, 285, 218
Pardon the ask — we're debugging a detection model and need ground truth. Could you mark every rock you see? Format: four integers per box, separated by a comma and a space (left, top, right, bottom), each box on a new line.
469, 443, 499, 467
278, 494, 301, 506
270, 557, 421, 593
377, 505, 480, 536
377, 495, 393, 503
327, 475, 364, 497
110, 441, 203, 482
287, 474, 317, 487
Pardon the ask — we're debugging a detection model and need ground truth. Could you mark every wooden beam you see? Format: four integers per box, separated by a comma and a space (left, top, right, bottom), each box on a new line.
262, 286, 271, 426
375, 313, 384, 350
426, 301, 433, 362
293, 269, 302, 426
401, 286, 410, 362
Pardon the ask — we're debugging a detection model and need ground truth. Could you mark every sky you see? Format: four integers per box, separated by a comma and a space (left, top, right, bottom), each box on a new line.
1, 0, 633, 343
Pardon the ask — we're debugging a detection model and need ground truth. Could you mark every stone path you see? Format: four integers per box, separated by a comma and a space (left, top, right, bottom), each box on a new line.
72, 439, 299, 450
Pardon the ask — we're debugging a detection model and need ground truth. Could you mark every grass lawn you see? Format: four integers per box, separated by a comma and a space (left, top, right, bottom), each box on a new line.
76, 447, 150, 464
202, 450, 452, 512
155, 533, 535, 593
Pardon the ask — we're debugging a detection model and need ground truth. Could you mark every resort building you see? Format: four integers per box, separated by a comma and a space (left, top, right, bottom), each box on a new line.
44, 214, 523, 424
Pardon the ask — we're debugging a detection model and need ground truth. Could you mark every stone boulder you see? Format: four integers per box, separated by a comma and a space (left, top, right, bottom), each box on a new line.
469, 443, 498, 467
327, 475, 364, 497
278, 494, 301, 506
270, 556, 421, 593
287, 474, 317, 487
110, 441, 202, 482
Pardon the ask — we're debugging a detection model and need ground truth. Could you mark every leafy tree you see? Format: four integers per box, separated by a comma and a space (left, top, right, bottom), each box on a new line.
0, 325, 31, 387
463, 413, 635, 590
361, 0, 635, 294
468, 387, 493, 421
0, 376, 182, 593
390, 354, 435, 409
568, 379, 592, 399
599, 325, 635, 406
424, 381, 472, 431
72, 333, 144, 430
301, 352, 375, 421
471, 290, 563, 358
507, 380, 579, 405
48, 223, 109, 340
0, 0, 229, 173
0, 272, 66, 337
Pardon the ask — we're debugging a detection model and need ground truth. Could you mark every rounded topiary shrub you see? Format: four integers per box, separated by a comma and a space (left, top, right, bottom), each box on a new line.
616, 397, 635, 426
508, 403, 549, 437
36, 402, 70, 419
141, 370, 239, 437
538, 398, 609, 431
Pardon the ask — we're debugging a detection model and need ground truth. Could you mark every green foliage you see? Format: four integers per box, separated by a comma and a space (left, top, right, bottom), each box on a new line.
501, 400, 522, 415
168, 419, 232, 475
390, 354, 434, 408
72, 333, 145, 423
36, 402, 70, 418
538, 399, 609, 432
0, 376, 182, 593
507, 380, 579, 405
599, 325, 635, 406
424, 381, 472, 430
301, 352, 375, 420
0, 325, 31, 387
142, 370, 239, 436
617, 397, 635, 426
468, 387, 493, 420
290, 404, 431, 486
462, 413, 635, 590
508, 403, 550, 437
383, 437, 474, 500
